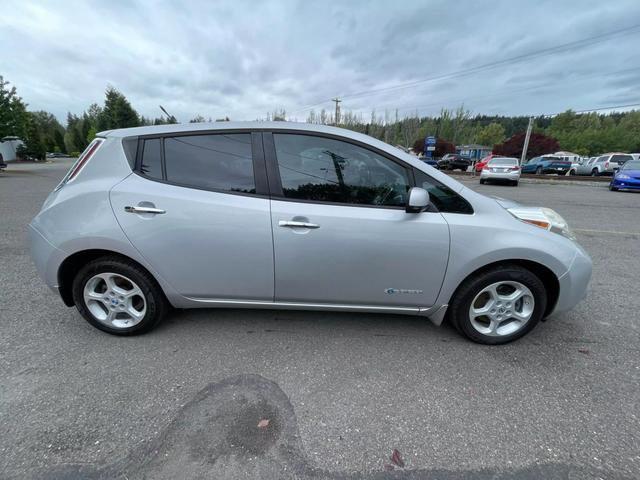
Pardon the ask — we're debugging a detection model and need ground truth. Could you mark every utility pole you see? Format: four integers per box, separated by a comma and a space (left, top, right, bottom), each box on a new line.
331, 97, 341, 125
520, 116, 534, 165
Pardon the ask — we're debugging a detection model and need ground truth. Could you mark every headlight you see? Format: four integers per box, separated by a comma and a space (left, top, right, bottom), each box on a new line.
616, 173, 631, 180
507, 207, 575, 241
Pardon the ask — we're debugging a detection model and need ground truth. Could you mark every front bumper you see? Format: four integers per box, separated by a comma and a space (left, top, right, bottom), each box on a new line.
550, 243, 592, 316
611, 177, 640, 189
28, 224, 66, 294
543, 167, 570, 174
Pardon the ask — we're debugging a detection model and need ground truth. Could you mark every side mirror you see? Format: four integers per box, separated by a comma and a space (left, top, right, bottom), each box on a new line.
406, 187, 430, 213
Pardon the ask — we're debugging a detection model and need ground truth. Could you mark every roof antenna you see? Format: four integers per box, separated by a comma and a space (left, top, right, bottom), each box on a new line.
159, 105, 177, 124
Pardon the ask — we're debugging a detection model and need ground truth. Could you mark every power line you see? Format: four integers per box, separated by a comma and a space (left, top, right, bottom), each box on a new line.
367, 66, 640, 117
290, 24, 640, 114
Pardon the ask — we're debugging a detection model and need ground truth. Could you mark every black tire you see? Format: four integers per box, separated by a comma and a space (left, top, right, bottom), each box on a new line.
569, 169, 576, 176
536, 167, 543, 175
448, 264, 547, 345
479, 178, 485, 184
609, 185, 618, 191
591, 169, 599, 177
72, 256, 168, 335
512, 180, 519, 186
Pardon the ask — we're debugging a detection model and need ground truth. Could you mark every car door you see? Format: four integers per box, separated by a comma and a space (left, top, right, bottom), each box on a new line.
110, 131, 274, 301
522, 157, 537, 173
265, 132, 450, 308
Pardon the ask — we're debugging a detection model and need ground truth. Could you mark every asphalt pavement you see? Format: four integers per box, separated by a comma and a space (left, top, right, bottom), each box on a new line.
1, 160, 638, 479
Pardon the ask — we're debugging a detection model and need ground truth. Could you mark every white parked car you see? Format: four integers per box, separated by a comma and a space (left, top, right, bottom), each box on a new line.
479, 157, 521, 186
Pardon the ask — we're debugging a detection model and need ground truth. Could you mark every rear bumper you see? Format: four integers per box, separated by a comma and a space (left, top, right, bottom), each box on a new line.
550, 244, 592, 316
480, 170, 520, 181
28, 224, 66, 294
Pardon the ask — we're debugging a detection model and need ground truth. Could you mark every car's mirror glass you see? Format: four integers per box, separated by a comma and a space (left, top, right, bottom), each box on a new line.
406, 187, 430, 213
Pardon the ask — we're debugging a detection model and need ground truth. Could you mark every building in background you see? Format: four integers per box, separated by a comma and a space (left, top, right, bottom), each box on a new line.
456, 144, 492, 161
0, 137, 25, 162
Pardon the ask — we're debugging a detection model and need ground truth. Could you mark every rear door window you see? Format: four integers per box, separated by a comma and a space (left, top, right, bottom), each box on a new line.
164, 134, 255, 193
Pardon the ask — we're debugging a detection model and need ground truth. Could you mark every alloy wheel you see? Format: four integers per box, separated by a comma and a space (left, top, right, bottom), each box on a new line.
468, 281, 535, 337
83, 272, 147, 329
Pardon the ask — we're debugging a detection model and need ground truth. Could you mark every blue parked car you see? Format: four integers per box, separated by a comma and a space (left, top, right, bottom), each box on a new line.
610, 159, 640, 191
521, 156, 572, 175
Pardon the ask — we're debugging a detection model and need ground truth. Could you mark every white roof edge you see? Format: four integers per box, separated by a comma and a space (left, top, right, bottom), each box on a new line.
99, 121, 357, 138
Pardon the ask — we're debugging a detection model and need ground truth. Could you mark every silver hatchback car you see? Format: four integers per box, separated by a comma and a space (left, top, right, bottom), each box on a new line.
29, 122, 591, 344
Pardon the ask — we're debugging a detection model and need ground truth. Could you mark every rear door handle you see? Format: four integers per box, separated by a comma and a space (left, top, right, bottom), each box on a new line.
124, 206, 166, 215
279, 220, 320, 229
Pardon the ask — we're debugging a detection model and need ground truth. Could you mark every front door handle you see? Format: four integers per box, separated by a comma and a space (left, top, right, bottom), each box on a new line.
124, 206, 166, 215
279, 220, 320, 229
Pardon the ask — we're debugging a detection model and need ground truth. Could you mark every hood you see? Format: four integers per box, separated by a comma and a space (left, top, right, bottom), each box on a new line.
617, 169, 640, 176
489, 195, 521, 209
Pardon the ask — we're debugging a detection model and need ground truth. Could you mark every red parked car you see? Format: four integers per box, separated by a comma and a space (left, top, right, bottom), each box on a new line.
475, 154, 497, 173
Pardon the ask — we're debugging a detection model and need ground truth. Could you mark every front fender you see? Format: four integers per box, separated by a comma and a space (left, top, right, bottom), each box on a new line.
436, 210, 578, 307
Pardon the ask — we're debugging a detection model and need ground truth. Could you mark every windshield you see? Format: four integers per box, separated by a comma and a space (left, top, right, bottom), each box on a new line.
489, 158, 518, 166
622, 160, 640, 170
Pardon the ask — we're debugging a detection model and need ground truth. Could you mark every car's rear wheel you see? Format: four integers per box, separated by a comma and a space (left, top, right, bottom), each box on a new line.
72, 257, 167, 335
609, 184, 618, 191
448, 265, 546, 345
591, 169, 599, 177
512, 180, 519, 186
536, 166, 543, 175
479, 178, 485, 184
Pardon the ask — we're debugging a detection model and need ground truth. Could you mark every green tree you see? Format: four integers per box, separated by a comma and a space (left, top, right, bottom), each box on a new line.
97, 86, 140, 130
0, 76, 29, 139
476, 122, 505, 147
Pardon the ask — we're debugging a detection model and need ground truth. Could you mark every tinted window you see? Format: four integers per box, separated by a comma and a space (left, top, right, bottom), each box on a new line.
414, 170, 473, 214
611, 154, 632, 164
527, 157, 539, 164
141, 138, 162, 179
164, 134, 255, 193
273, 134, 410, 206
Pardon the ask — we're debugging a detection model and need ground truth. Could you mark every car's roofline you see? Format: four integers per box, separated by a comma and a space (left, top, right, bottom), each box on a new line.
99, 121, 361, 139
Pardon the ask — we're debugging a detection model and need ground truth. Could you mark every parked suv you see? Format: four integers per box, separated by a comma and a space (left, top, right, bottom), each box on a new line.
589, 153, 633, 176
29, 123, 591, 344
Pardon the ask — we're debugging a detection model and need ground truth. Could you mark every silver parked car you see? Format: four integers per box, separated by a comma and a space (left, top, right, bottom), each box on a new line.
479, 157, 521, 186
29, 122, 592, 344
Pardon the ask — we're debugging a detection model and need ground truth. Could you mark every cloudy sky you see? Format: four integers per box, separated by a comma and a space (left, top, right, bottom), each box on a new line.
2, 0, 640, 124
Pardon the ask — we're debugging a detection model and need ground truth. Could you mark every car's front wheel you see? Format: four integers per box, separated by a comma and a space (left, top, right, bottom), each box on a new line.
448, 265, 547, 344
72, 256, 168, 335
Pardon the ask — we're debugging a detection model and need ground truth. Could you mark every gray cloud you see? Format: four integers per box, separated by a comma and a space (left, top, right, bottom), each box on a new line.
1, 0, 639, 124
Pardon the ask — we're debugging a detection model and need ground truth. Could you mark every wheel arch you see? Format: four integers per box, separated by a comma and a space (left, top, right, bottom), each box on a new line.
447, 259, 560, 319
58, 249, 167, 307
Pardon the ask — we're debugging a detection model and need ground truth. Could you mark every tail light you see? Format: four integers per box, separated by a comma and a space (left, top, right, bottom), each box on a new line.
54, 139, 103, 191
510, 166, 520, 171
482, 165, 490, 170
605, 161, 609, 169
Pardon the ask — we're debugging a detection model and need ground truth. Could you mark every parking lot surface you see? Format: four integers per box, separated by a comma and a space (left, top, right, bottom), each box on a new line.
1, 160, 639, 479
